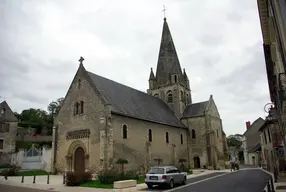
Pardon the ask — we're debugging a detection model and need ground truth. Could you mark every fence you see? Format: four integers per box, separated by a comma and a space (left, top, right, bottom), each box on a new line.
10, 145, 52, 172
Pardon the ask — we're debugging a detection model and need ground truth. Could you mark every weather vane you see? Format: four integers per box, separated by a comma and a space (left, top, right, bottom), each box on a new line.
162, 5, 167, 18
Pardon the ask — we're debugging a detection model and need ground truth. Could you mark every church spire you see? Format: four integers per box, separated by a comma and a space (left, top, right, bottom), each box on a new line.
155, 17, 184, 88
149, 67, 155, 80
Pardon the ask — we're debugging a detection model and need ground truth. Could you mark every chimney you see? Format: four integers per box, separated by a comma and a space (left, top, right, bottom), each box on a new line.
246, 121, 251, 129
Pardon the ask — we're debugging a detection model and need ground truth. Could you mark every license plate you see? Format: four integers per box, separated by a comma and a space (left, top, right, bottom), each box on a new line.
150, 176, 158, 180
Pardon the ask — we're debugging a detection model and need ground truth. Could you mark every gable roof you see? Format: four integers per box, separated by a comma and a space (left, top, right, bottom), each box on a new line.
243, 117, 265, 152
181, 101, 209, 118
87, 71, 186, 128
0, 101, 18, 122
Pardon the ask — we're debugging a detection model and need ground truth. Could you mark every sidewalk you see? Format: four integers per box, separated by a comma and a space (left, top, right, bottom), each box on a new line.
0, 169, 230, 192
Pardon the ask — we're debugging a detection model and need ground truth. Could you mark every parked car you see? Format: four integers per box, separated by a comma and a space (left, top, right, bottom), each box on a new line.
145, 166, 187, 189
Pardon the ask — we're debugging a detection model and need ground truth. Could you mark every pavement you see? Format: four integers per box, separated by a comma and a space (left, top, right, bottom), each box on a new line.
0, 168, 276, 192
168, 168, 271, 192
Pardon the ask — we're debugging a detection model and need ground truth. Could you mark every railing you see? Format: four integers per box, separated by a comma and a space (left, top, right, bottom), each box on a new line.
263, 175, 275, 192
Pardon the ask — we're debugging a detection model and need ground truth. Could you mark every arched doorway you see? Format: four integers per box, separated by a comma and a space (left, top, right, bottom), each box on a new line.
193, 156, 201, 169
74, 147, 85, 173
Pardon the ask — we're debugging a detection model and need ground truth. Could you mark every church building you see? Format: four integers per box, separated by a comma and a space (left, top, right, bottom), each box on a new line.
51, 17, 228, 174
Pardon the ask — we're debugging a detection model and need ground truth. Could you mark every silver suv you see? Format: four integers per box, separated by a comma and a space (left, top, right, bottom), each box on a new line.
145, 166, 187, 189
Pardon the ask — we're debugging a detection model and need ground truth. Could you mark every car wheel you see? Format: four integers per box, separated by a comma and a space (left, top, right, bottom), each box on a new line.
182, 176, 187, 185
147, 184, 153, 189
169, 179, 174, 189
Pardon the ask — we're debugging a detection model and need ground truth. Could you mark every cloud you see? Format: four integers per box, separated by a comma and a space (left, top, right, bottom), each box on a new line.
0, 0, 270, 135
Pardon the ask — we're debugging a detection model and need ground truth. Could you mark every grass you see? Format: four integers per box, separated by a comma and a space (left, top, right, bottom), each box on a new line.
17, 170, 48, 176
79, 176, 145, 189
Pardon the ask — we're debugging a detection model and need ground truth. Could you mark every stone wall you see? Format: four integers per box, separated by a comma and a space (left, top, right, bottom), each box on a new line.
111, 115, 189, 172
54, 66, 105, 173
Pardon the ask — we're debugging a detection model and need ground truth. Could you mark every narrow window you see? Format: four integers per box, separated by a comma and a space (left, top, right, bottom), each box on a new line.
0, 139, 3, 149
166, 132, 169, 143
264, 131, 267, 144
80, 101, 84, 114
1, 108, 5, 115
180, 91, 184, 101
174, 75, 177, 83
5, 124, 9, 132
180, 134, 183, 144
192, 129, 196, 139
123, 124, 127, 139
267, 129, 271, 143
148, 129, 152, 142
78, 79, 81, 89
167, 91, 173, 103
217, 130, 219, 138
74, 102, 79, 115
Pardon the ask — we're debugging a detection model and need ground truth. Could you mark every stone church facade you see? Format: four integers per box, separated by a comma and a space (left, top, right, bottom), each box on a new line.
51, 17, 228, 174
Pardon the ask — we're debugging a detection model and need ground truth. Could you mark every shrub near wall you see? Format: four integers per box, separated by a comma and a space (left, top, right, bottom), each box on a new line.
66, 171, 92, 186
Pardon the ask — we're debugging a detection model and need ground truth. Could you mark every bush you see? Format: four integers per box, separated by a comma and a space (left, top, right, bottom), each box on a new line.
0, 165, 20, 176
66, 171, 92, 186
98, 169, 139, 184
0, 164, 13, 169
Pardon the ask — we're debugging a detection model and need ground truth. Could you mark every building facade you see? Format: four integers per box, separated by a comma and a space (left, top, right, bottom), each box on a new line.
0, 101, 18, 163
51, 17, 228, 174
257, 0, 286, 170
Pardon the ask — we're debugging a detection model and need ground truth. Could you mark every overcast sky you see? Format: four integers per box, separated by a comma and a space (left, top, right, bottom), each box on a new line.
0, 0, 270, 136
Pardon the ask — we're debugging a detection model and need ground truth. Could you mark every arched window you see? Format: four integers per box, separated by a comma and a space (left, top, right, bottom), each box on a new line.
148, 129, 152, 142
180, 134, 183, 144
154, 94, 159, 98
80, 101, 84, 114
174, 75, 177, 83
165, 132, 169, 143
192, 129, 196, 139
122, 124, 127, 139
74, 102, 79, 115
78, 79, 81, 89
180, 91, 184, 101
186, 94, 189, 103
167, 90, 173, 103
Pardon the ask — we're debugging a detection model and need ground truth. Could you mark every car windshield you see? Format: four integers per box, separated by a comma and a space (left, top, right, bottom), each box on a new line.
147, 168, 165, 174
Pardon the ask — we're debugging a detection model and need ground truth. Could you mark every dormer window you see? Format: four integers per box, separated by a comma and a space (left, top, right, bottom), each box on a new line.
154, 94, 159, 98
171, 74, 178, 83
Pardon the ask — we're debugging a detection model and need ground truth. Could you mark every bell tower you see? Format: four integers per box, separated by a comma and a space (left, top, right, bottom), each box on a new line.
147, 17, 192, 117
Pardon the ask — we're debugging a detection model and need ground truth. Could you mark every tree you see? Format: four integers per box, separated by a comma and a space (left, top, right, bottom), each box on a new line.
227, 136, 242, 149
47, 97, 64, 117
116, 158, 128, 174
178, 158, 187, 171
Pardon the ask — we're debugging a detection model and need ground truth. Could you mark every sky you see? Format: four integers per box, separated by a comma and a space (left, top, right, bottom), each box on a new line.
0, 0, 270, 136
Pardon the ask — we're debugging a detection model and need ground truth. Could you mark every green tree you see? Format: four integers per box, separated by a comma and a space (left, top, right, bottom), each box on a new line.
116, 158, 129, 174
227, 136, 242, 149
47, 97, 64, 117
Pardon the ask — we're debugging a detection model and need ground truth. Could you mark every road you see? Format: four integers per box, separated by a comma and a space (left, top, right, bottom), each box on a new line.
172, 169, 271, 192
0, 184, 53, 192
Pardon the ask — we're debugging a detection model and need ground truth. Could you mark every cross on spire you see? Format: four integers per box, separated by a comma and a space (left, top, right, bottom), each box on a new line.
79, 56, 84, 65
162, 5, 167, 18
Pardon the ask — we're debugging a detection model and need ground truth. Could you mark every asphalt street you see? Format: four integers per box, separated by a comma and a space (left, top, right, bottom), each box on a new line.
173, 169, 272, 192
0, 184, 53, 192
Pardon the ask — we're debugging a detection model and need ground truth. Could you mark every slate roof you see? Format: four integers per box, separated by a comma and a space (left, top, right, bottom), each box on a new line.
181, 101, 209, 118
87, 71, 187, 128
243, 117, 265, 153
0, 101, 18, 122
155, 18, 186, 88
